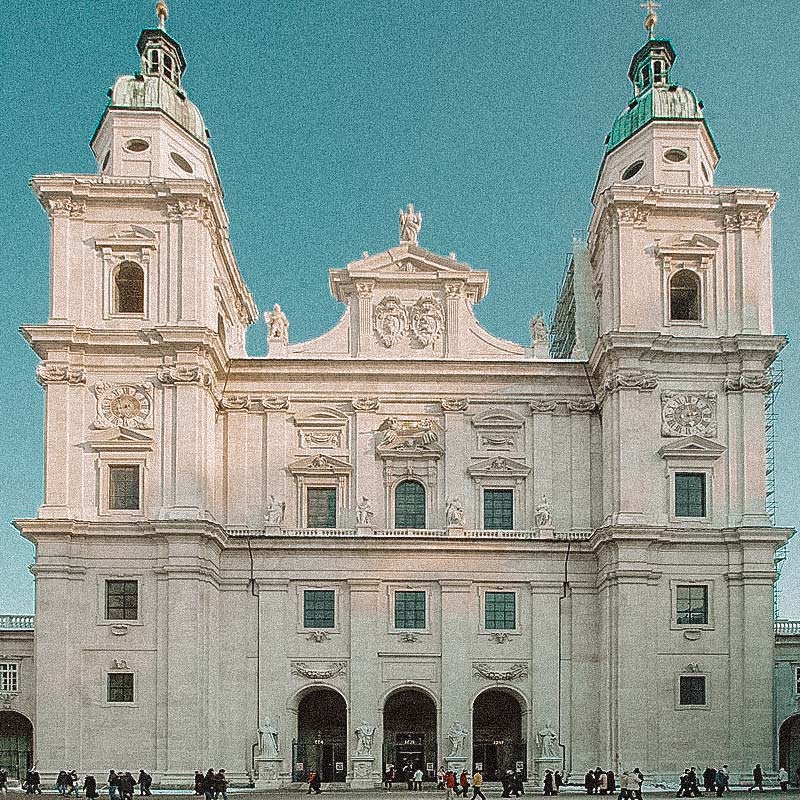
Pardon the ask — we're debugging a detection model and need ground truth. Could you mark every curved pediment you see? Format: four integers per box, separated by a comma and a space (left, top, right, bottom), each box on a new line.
472, 408, 526, 430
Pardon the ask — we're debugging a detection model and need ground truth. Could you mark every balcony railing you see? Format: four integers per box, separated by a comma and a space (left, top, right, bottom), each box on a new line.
0, 615, 34, 630
226, 527, 592, 541
775, 620, 800, 637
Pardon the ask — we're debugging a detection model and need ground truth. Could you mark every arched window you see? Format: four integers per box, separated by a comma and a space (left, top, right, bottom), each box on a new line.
395, 480, 426, 529
163, 53, 175, 83
114, 261, 145, 314
669, 269, 701, 321
148, 49, 159, 74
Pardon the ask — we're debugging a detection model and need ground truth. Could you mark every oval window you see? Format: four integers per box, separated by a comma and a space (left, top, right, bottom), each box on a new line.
170, 152, 194, 174
664, 148, 688, 163
621, 160, 644, 181
125, 138, 150, 153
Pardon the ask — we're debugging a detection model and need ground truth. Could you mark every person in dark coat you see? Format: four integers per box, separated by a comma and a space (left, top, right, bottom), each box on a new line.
585, 772, 596, 795
214, 770, 228, 800
309, 769, 322, 795
193, 773, 204, 796
748, 766, 764, 793
543, 771, 555, 796
84, 776, 98, 800
203, 770, 215, 800
136, 772, 151, 797
703, 769, 716, 794
514, 771, 525, 796
555, 772, 563, 794
606, 771, 616, 796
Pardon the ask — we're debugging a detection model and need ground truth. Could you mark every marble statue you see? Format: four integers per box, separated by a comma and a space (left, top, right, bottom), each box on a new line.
354, 721, 376, 755
445, 497, 465, 527
535, 494, 552, 528
530, 313, 548, 345
265, 303, 289, 344
537, 721, 558, 758
258, 717, 280, 757
356, 496, 375, 526
399, 203, 422, 244
446, 721, 467, 757
265, 495, 286, 525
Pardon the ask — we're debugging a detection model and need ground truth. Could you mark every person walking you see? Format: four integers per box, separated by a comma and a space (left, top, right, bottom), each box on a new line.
413, 768, 424, 792
778, 768, 789, 792
107, 771, 120, 800
193, 773, 204, 796
618, 772, 629, 800
715, 767, 729, 798
458, 770, 470, 797
136, 772, 151, 797
585, 771, 596, 795
65, 771, 80, 797
631, 769, 643, 800
472, 770, 487, 800
606, 771, 616, 797
445, 770, 457, 800
384, 766, 394, 791
748, 765, 763, 793
678, 770, 691, 797
543, 771, 556, 796
555, 771, 564, 794
83, 776, 98, 800
0, 769, 7, 799
309, 769, 322, 796
702, 768, 716, 794
598, 771, 608, 796
214, 770, 228, 800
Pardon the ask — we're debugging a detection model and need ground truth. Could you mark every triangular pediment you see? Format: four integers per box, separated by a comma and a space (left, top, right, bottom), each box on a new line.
658, 435, 725, 461
88, 427, 154, 451
287, 454, 353, 474
468, 456, 531, 477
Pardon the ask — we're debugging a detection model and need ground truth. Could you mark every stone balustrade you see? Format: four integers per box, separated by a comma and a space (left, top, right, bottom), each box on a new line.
226, 527, 592, 541
0, 614, 34, 630
775, 619, 800, 637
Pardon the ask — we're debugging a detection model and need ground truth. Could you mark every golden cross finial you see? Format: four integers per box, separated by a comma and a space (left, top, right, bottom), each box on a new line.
156, 0, 169, 31
641, 0, 661, 39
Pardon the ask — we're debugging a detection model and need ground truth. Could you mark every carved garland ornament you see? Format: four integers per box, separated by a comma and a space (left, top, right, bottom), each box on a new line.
291, 661, 347, 680
94, 383, 153, 430
473, 663, 528, 681
352, 397, 380, 411
724, 373, 772, 393
157, 365, 213, 387
36, 363, 87, 386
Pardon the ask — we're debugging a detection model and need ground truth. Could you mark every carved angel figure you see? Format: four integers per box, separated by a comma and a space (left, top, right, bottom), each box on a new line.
530, 313, 548, 345
535, 494, 552, 528
354, 721, 376, 755
265, 303, 289, 344
356, 496, 375, 525
399, 203, 422, 244
258, 717, 280, 757
265, 495, 286, 525
447, 721, 468, 757
537, 721, 558, 758
445, 497, 465, 527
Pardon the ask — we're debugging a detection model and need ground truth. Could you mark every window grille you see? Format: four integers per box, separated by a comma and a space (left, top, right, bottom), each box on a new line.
485, 591, 516, 630
395, 591, 426, 629
304, 590, 335, 629
395, 481, 426, 529
484, 489, 514, 529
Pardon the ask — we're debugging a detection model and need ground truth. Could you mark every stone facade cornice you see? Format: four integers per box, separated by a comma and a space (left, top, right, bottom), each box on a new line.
589, 524, 793, 550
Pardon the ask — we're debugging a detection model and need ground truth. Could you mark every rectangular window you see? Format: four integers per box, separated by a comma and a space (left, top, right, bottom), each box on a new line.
307, 488, 337, 528
484, 489, 514, 530
107, 672, 134, 703
304, 589, 335, 629
676, 585, 708, 625
105, 580, 139, 621
675, 473, 706, 517
795, 666, 800, 695
0, 663, 18, 693
109, 465, 141, 511
485, 591, 516, 630
679, 675, 706, 706
395, 591, 426, 630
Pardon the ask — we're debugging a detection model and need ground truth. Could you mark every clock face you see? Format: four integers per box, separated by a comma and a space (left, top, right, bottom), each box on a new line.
662, 394, 714, 436
99, 385, 151, 428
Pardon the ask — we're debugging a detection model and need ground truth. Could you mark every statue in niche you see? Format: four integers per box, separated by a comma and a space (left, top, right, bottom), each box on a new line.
356, 496, 375, 525
445, 497, 465, 527
265, 304, 289, 344
537, 721, 558, 758
265, 495, 286, 525
354, 721, 376, 755
399, 203, 423, 244
447, 721, 468, 757
258, 717, 280, 757
535, 494, 552, 528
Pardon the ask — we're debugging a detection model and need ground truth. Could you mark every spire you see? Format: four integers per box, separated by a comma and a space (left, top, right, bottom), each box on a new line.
156, 1, 169, 31
641, 0, 660, 40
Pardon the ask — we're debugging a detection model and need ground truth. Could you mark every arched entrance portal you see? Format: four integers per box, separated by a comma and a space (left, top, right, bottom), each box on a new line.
472, 689, 526, 781
383, 689, 437, 783
0, 711, 33, 780
779, 715, 800, 777
295, 689, 347, 783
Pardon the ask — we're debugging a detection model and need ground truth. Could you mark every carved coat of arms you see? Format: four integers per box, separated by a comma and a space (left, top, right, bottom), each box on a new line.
373, 296, 407, 347
409, 296, 445, 347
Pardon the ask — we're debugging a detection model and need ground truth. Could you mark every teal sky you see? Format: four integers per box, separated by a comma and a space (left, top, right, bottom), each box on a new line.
1, 1, 798, 615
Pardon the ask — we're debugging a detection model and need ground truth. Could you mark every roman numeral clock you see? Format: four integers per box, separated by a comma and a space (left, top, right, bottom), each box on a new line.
660, 392, 717, 438
93, 383, 154, 429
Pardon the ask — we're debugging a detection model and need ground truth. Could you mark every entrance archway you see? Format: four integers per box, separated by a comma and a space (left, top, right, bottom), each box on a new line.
383, 688, 437, 783
779, 715, 800, 778
472, 689, 526, 781
295, 688, 347, 783
0, 711, 33, 780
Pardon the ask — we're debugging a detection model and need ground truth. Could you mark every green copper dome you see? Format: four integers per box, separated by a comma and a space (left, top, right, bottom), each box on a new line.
604, 37, 718, 156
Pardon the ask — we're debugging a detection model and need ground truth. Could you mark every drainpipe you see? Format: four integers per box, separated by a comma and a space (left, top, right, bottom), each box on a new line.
248, 537, 260, 777
558, 541, 572, 777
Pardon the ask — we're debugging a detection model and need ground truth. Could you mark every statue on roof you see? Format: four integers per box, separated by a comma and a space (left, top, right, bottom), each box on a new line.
399, 203, 422, 245
265, 303, 289, 344
530, 313, 548, 345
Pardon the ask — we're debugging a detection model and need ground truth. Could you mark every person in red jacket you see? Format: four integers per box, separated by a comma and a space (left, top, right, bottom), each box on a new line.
458, 770, 470, 797
445, 771, 457, 800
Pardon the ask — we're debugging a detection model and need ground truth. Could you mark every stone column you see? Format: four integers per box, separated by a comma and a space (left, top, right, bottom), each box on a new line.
355, 281, 375, 356
349, 580, 381, 788
444, 282, 464, 358
440, 582, 473, 774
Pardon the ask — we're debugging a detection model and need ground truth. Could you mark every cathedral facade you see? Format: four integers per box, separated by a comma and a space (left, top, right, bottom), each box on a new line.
11, 6, 790, 789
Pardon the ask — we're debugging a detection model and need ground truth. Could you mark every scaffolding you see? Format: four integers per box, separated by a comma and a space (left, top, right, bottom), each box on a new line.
767, 358, 785, 618
549, 231, 588, 358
